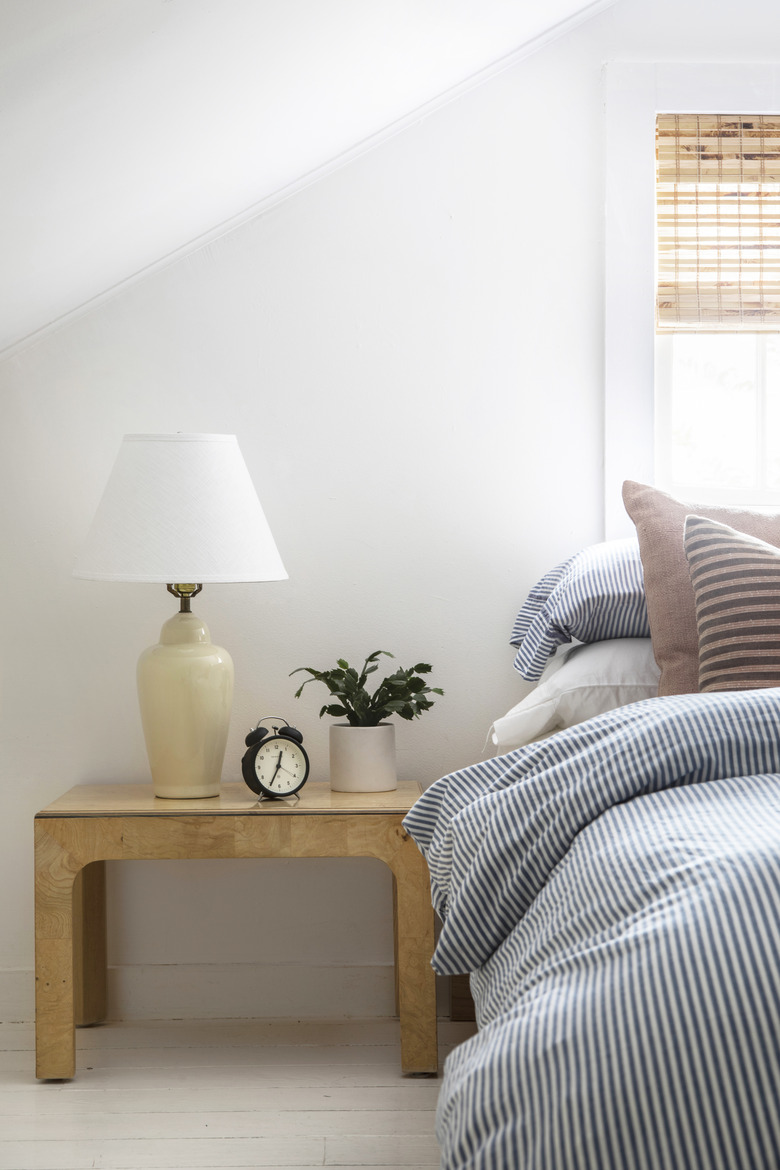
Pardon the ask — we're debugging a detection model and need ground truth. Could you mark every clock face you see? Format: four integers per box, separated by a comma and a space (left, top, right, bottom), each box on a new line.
253, 736, 309, 796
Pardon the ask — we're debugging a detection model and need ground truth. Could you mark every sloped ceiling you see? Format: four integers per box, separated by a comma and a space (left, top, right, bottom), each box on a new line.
0, 0, 617, 354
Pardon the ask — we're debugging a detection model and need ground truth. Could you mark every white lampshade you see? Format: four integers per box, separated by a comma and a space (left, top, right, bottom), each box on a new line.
73, 433, 287, 583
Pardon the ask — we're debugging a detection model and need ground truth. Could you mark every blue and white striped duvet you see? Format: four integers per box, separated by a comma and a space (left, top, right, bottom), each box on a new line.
405, 690, 780, 1169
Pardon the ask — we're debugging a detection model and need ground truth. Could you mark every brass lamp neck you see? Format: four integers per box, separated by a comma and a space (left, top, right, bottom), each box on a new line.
167, 583, 203, 613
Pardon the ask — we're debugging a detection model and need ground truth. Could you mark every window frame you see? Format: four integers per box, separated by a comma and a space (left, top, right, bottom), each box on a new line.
604, 62, 780, 537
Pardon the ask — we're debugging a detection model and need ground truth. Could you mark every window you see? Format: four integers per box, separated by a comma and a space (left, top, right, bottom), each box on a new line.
604, 65, 780, 536
656, 333, 780, 505
655, 114, 780, 506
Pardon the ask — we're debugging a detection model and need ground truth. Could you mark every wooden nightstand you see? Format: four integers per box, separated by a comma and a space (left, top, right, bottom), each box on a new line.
34, 780, 437, 1080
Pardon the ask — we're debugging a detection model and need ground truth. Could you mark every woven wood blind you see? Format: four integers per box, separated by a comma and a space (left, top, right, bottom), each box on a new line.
656, 114, 780, 331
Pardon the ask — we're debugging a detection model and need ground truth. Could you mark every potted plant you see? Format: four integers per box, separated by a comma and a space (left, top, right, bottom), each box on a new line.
291, 650, 443, 792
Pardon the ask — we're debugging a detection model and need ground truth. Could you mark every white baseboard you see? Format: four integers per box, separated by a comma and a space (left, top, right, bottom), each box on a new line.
0, 971, 33, 1022
1, 964, 448, 1023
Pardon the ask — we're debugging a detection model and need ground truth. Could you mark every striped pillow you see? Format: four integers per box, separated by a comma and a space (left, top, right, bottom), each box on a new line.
511, 539, 650, 681
684, 514, 780, 691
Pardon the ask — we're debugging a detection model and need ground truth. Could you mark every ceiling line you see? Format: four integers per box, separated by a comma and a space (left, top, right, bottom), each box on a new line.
1, 0, 617, 362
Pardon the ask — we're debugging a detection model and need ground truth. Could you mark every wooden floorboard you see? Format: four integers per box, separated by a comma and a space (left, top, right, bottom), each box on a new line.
0, 1018, 477, 1169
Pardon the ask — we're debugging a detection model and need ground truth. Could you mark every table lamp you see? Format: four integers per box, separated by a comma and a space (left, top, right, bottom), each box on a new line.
73, 433, 287, 798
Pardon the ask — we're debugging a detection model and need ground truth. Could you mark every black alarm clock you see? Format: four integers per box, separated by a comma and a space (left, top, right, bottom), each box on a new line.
241, 716, 310, 800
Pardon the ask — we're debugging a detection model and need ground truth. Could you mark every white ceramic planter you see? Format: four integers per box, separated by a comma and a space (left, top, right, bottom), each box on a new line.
329, 723, 398, 792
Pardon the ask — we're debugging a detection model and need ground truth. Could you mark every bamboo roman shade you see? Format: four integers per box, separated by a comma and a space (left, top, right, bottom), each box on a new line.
656, 114, 780, 330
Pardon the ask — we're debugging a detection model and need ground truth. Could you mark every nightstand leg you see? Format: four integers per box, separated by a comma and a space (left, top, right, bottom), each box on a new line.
392, 875, 400, 1016
34, 823, 77, 1079
393, 835, 438, 1075
73, 861, 108, 1026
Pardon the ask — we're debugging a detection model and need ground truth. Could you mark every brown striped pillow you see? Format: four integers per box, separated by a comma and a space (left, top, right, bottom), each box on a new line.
684, 514, 780, 692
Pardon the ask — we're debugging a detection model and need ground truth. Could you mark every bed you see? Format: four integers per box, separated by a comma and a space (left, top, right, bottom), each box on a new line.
405, 482, 780, 1169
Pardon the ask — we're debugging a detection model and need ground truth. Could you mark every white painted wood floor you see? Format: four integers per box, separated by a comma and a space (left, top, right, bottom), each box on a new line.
0, 1017, 477, 1169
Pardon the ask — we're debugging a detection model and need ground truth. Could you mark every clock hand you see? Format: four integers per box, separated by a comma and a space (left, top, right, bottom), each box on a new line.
268, 752, 283, 787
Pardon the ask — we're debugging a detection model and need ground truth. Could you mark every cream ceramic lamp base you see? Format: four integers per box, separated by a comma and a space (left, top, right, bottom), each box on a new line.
137, 610, 234, 798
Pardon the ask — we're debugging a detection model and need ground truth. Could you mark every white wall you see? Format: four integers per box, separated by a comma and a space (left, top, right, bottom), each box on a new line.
0, 0, 617, 353
4, 0, 780, 1021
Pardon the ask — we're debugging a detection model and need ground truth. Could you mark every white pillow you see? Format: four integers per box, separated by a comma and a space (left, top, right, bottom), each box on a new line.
491, 638, 659, 752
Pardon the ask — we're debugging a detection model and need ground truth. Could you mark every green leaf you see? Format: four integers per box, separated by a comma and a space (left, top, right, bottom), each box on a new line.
289, 666, 322, 678
292, 651, 441, 726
